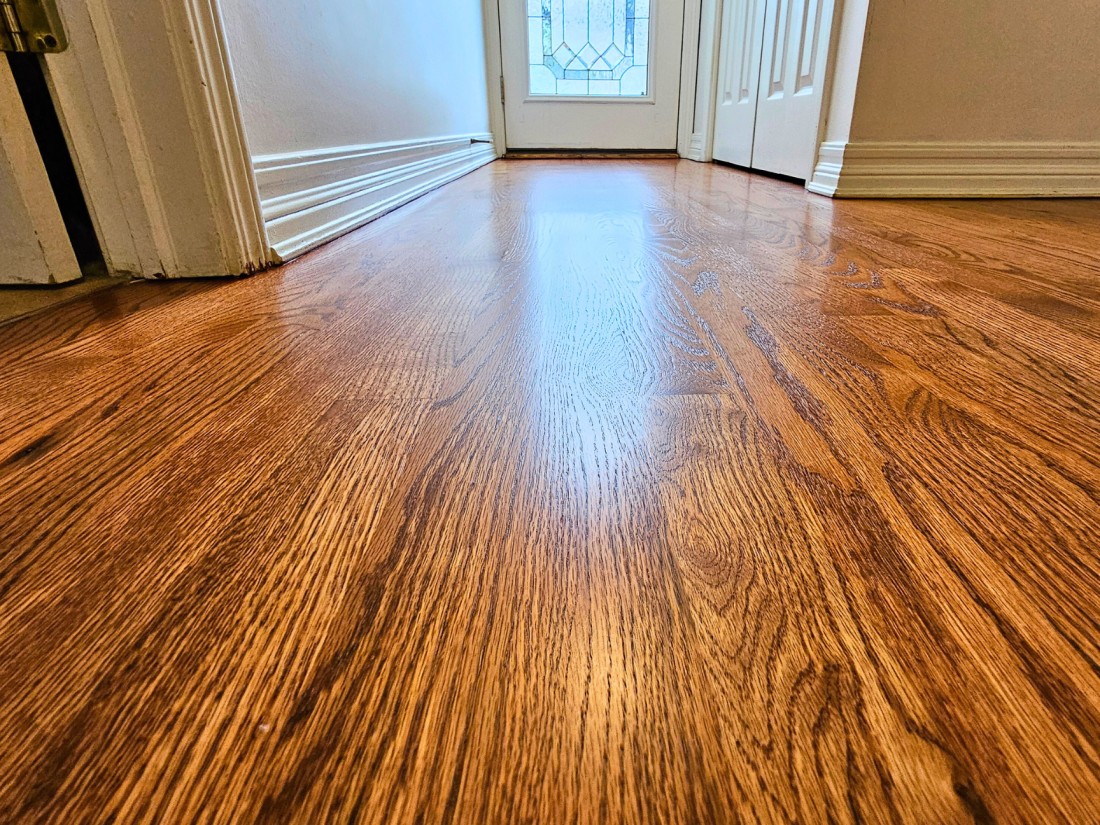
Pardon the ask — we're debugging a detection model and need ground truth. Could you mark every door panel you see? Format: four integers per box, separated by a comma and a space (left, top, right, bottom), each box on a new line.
0, 57, 80, 285
751, 0, 834, 179
712, 0, 766, 166
500, 0, 686, 150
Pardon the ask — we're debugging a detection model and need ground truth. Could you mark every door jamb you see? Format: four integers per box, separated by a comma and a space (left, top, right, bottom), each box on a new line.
481, 0, 507, 157
678, 0, 722, 160
682, 0, 723, 161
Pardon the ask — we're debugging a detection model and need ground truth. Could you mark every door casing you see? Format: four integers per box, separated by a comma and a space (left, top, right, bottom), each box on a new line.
40, 0, 270, 279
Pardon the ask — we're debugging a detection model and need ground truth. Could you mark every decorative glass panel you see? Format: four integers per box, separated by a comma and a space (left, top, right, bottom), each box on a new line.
527, 0, 651, 97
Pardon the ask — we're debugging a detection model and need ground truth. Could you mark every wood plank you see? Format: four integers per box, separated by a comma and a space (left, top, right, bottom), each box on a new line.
0, 160, 1098, 823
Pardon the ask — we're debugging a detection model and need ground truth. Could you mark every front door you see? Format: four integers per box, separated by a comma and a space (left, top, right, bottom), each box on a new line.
499, 1, 686, 150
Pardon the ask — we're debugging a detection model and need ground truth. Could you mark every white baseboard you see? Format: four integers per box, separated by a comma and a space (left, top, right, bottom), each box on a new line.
808, 141, 1100, 198
807, 141, 846, 196
254, 133, 497, 261
683, 132, 707, 163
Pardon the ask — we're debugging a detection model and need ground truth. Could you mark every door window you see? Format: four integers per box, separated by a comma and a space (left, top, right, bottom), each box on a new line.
526, 0, 651, 97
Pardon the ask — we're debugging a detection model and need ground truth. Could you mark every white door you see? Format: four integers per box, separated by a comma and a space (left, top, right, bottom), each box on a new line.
712, 0, 766, 167
712, 0, 835, 180
499, 0, 686, 150
0, 58, 80, 285
752, 0, 835, 179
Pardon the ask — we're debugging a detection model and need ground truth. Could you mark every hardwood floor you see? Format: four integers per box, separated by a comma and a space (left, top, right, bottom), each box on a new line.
1, 160, 1098, 823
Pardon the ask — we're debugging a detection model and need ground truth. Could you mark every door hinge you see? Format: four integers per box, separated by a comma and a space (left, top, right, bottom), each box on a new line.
1, 0, 67, 53
500, 75, 506, 105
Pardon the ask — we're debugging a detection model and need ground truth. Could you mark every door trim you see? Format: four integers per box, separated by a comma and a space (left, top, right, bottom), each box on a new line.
45, 0, 270, 278
172, 0, 270, 272
481, 0, 508, 156
678, 0, 722, 160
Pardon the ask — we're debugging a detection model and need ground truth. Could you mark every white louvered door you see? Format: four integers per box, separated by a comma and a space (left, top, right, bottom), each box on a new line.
713, 0, 835, 181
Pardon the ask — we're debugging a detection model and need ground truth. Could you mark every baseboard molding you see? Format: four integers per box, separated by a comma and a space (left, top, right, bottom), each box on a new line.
807, 142, 846, 196
808, 141, 1100, 198
255, 133, 497, 261
683, 132, 707, 163
504, 150, 679, 159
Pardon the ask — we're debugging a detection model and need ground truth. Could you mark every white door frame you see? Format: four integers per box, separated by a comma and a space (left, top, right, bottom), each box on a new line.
45, 0, 271, 278
1, 58, 81, 285
481, 0, 508, 157
681, 0, 723, 161
482, 0, 713, 157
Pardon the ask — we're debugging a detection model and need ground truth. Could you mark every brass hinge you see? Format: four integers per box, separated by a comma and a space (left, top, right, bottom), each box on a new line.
1, 0, 67, 53
500, 75, 506, 105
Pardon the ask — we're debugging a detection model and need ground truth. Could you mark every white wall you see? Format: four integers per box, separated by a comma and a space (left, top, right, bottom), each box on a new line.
221, 0, 493, 155
810, 0, 1100, 196
219, 0, 498, 259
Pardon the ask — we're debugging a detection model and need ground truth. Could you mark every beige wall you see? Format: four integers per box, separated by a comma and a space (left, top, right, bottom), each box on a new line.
849, 0, 1100, 143
810, 0, 1100, 195
220, 0, 493, 156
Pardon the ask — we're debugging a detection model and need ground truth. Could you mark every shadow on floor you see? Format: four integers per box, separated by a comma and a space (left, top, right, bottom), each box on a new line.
0, 270, 126, 326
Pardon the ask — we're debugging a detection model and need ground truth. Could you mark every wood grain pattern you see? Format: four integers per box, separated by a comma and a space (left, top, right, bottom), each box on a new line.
1, 160, 1098, 824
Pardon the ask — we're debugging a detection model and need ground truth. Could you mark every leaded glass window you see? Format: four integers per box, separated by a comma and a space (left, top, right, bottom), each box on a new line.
527, 0, 651, 97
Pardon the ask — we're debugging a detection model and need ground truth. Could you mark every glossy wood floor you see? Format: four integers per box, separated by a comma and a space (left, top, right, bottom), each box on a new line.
1, 161, 1099, 824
